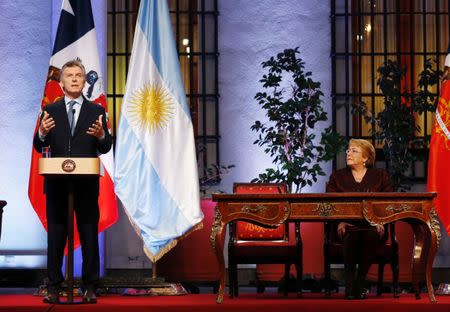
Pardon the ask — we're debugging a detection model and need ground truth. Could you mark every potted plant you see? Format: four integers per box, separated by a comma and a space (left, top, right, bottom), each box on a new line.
251, 47, 346, 193
353, 59, 440, 191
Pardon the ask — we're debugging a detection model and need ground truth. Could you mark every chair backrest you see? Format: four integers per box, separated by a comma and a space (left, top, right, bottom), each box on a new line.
232, 183, 288, 241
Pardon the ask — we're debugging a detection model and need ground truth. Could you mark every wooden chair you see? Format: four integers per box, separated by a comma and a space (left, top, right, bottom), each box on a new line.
0, 200, 6, 242
323, 222, 399, 297
228, 183, 302, 298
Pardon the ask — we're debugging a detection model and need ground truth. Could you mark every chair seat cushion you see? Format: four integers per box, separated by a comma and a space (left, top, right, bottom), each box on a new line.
234, 183, 287, 240
236, 222, 286, 240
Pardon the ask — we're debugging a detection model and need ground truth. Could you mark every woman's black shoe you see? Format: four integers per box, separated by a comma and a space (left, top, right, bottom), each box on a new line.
355, 288, 369, 299
345, 293, 356, 300
345, 287, 368, 300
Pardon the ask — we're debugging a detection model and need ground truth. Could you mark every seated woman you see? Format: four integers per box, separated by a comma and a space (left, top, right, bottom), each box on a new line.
326, 139, 392, 299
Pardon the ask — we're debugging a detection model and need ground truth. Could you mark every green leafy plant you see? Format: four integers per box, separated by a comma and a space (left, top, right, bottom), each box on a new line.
251, 48, 346, 193
353, 59, 440, 191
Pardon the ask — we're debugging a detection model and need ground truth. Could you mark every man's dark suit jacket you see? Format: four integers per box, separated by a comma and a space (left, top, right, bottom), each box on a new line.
33, 98, 111, 158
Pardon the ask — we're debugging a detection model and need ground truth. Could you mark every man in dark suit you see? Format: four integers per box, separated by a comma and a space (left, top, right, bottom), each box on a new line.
33, 60, 112, 304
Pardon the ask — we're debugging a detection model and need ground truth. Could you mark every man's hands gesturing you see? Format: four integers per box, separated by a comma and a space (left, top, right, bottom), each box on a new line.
39, 111, 55, 137
87, 114, 105, 139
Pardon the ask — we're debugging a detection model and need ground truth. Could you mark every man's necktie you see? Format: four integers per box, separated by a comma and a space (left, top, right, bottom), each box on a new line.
67, 100, 76, 135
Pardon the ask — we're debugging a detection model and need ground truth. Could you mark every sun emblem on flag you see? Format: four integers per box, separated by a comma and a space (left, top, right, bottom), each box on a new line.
128, 82, 175, 133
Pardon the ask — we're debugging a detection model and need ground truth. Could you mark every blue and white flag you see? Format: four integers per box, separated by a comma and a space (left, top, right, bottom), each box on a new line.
114, 0, 203, 262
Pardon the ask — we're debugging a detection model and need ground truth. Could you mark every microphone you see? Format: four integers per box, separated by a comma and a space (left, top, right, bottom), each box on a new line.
68, 108, 76, 156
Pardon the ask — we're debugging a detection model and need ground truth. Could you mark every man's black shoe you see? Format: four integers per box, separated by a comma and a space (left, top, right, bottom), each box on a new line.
82, 288, 97, 304
43, 291, 60, 304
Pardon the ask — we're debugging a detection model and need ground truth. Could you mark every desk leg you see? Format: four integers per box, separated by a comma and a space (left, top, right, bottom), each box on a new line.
211, 208, 225, 304
410, 220, 438, 303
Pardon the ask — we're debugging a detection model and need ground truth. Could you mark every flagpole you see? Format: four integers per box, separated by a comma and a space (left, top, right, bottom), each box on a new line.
151, 260, 158, 281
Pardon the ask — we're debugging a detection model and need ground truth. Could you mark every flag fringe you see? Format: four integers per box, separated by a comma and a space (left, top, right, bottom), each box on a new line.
120, 200, 204, 263
144, 220, 204, 263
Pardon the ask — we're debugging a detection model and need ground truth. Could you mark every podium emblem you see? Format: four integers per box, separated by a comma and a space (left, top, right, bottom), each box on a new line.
61, 159, 76, 172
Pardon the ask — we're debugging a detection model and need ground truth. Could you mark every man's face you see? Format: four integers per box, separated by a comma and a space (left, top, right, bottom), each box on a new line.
60, 66, 85, 98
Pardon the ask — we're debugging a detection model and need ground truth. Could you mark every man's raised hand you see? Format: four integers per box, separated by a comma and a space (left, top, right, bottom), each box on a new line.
87, 114, 105, 139
39, 111, 55, 136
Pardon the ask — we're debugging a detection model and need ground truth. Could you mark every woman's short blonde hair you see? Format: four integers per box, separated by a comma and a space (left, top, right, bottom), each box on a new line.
348, 139, 376, 167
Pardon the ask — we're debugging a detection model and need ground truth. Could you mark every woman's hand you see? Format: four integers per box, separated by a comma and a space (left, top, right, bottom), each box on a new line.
375, 224, 385, 238
337, 222, 347, 240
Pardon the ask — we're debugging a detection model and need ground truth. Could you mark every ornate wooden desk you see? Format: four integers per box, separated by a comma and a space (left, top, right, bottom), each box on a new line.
211, 192, 439, 303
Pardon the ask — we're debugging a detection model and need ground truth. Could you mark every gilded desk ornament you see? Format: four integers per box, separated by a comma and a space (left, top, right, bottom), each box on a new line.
362, 202, 380, 226
429, 207, 442, 248
386, 204, 412, 214
210, 208, 223, 250
282, 202, 290, 219
312, 202, 338, 217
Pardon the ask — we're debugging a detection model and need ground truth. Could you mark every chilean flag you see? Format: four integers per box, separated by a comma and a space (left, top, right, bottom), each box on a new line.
28, 0, 118, 249
427, 44, 450, 235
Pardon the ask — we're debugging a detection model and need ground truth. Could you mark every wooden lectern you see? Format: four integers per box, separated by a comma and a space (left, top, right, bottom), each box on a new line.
39, 157, 100, 304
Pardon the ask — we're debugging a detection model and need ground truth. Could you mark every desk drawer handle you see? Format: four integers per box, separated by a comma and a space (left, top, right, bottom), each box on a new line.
242, 205, 268, 214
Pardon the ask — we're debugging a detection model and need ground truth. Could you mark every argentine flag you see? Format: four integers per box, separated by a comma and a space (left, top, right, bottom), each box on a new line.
114, 0, 203, 262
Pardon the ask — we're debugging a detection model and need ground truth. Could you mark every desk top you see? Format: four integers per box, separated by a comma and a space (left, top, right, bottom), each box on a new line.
213, 192, 437, 201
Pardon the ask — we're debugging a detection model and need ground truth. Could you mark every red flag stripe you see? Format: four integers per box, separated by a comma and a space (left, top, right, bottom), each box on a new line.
427, 79, 450, 234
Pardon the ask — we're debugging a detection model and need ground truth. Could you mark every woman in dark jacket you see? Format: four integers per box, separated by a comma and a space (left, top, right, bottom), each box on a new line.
326, 139, 392, 299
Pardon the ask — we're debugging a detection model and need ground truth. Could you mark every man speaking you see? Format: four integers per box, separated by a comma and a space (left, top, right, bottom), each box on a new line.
33, 60, 112, 304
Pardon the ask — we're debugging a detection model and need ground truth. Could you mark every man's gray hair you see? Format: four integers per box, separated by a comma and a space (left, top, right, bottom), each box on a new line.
60, 59, 86, 81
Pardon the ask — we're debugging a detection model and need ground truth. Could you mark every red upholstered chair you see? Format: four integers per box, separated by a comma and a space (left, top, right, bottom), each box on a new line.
0, 200, 6, 242
323, 222, 399, 297
228, 183, 302, 298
